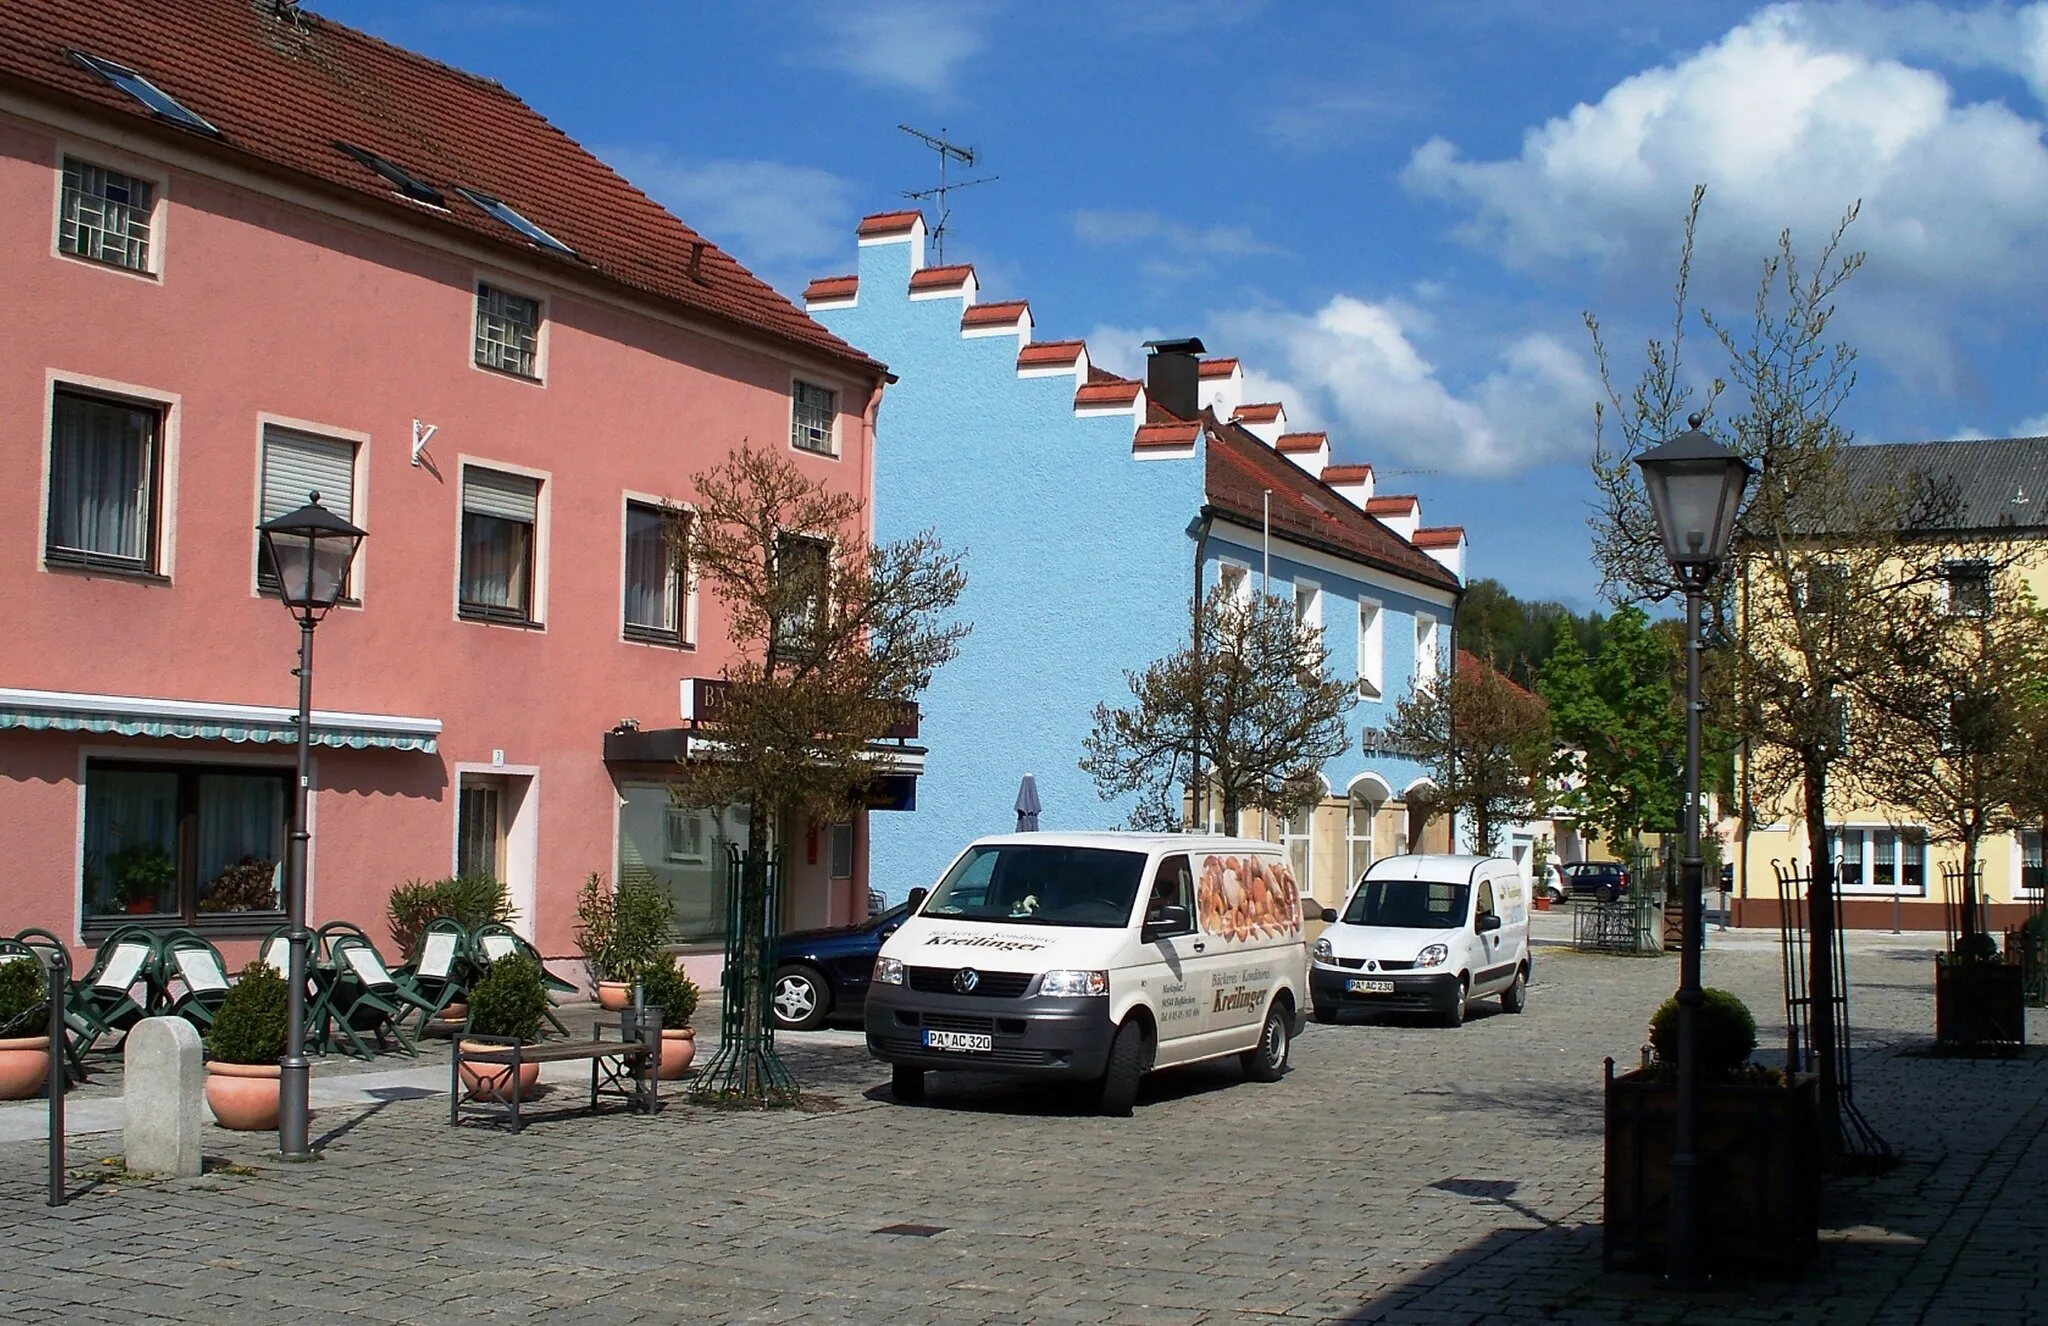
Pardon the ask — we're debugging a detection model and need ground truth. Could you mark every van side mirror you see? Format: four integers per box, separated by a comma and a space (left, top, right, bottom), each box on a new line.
1143, 903, 1191, 941
1320, 908, 1339, 924
907, 887, 928, 914
1477, 912, 1502, 933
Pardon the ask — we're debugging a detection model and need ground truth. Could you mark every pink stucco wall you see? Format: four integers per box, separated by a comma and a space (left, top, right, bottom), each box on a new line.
0, 112, 878, 981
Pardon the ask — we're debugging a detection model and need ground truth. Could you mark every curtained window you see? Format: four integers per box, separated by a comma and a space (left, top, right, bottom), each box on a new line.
623, 501, 685, 643
460, 467, 540, 623
82, 761, 286, 928
47, 390, 160, 572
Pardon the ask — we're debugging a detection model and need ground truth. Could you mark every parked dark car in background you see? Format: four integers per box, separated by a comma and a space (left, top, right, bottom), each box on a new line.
1562, 861, 1630, 902
772, 890, 925, 1031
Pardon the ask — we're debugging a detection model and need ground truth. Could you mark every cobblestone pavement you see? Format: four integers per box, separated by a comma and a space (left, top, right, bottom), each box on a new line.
1, 925, 2042, 1325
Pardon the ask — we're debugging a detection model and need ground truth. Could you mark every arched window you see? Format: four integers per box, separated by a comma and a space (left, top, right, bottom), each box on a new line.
1346, 775, 1391, 889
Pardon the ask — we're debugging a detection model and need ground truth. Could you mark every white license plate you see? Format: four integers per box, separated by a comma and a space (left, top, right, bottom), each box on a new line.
1346, 978, 1396, 995
922, 1029, 993, 1053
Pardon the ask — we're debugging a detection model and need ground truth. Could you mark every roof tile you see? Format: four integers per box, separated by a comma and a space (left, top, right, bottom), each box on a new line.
0, 0, 880, 372
1233, 402, 1283, 423
908, 263, 975, 291
858, 210, 924, 236
1075, 377, 1142, 407
961, 300, 1028, 328
1412, 527, 1466, 548
1198, 357, 1241, 378
1365, 495, 1419, 515
1321, 464, 1373, 483
1016, 340, 1086, 367
1134, 421, 1200, 448
1276, 431, 1329, 454
803, 274, 858, 301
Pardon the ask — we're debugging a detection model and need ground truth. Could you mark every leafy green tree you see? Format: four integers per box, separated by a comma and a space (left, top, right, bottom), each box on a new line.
1456, 578, 1601, 689
1537, 608, 1682, 850
1083, 585, 1356, 830
1381, 652, 1552, 854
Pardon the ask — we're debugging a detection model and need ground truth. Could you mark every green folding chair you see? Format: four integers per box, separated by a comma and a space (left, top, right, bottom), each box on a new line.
162, 931, 233, 1031
67, 928, 163, 1054
11, 930, 85, 1079
326, 935, 430, 1059
471, 923, 571, 1037
260, 928, 336, 1055
396, 917, 475, 1034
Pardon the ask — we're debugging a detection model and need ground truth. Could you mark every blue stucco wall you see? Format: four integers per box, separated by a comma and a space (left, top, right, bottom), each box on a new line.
815, 239, 1206, 896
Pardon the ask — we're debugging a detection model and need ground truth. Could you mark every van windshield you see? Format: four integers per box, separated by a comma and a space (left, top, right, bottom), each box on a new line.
1343, 878, 1470, 929
921, 845, 1149, 928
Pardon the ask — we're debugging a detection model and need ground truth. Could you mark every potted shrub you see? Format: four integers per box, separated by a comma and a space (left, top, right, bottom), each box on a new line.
639, 957, 701, 1081
1936, 931, 2027, 1051
460, 953, 549, 1101
574, 873, 674, 1010
0, 957, 51, 1101
386, 872, 514, 962
109, 842, 175, 915
1604, 987, 1820, 1277
198, 858, 280, 914
203, 962, 288, 1130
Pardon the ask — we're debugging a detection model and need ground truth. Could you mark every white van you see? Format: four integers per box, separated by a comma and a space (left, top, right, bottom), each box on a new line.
865, 832, 1310, 1115
1308, 854, 1530, 1027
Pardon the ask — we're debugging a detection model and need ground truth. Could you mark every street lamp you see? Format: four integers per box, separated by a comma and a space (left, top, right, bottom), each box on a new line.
1636, 416, 1752, 1288
258, 492, 365, 1162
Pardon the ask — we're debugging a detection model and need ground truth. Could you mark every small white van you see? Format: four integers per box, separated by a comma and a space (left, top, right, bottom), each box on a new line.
865, 832, 1310, 1115
1308, 854, 1530, 1027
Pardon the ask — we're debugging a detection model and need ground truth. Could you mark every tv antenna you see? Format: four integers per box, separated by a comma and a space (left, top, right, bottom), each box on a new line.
899, 124, 997, 264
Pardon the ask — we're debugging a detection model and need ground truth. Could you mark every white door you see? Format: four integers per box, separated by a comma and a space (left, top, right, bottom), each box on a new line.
1135, 853, 1214, 1063
1470, 875, 1510, 993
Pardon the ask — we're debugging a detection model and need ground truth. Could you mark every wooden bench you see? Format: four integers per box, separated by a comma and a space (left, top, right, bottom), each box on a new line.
449, 1017, 660, 1132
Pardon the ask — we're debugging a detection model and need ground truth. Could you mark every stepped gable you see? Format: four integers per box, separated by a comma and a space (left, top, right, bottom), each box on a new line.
1, 0, 882, 371
1205, 417, 1459, 590
1412, 527, 1464, 548
1321, 464, 1373, 484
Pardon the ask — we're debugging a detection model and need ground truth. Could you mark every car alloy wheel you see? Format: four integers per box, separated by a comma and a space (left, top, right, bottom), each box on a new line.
770, 966, 829, 1031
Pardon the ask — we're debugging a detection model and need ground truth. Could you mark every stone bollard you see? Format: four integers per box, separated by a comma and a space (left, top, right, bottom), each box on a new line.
124, 1017, 203, 1178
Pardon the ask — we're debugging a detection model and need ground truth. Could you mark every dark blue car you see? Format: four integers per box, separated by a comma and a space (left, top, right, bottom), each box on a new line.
772, 893, 922, 1031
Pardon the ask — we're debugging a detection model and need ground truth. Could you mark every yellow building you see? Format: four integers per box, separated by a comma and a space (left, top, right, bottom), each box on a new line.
1731, 438, 2048, 931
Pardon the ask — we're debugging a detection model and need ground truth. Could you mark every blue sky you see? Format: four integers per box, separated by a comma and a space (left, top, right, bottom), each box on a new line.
324, 1, 2048, 610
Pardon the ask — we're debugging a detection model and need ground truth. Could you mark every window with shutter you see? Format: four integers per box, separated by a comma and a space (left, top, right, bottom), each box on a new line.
257, 427, 357, 594
460, 467, 541, 624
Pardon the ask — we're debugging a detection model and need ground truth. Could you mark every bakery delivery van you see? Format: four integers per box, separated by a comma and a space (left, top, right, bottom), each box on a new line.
866, 832, 1310, 1115
1309, 854, 1530, 1027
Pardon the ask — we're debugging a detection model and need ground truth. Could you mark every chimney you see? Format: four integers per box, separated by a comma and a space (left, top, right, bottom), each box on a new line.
1143, 337, 1206, 420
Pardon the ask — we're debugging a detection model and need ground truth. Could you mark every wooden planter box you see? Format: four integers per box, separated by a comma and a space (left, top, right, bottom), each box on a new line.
1935, 957, 2027, 1051
1604, 1064, 1820, 1278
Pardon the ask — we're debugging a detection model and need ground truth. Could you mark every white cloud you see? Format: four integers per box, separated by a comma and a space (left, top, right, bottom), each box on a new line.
2019, 411, 2048, 436
1215, 296, 1600, 476
598, 148, 855, 275
1081, 324, 1167, 380
800, 0, 994, 96
1402, 3, 2048, 388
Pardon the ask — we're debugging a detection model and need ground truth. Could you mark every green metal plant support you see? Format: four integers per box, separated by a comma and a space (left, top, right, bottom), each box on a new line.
690, 846, 799, 1105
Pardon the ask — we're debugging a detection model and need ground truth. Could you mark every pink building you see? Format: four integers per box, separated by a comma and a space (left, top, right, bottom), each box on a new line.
0, 0, 899, 984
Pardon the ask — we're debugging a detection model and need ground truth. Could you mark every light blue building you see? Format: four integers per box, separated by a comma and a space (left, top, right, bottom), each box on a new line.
806, 211, 1466, 908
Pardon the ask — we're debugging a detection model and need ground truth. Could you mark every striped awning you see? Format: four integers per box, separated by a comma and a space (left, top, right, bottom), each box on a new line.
0, 687, 440, 753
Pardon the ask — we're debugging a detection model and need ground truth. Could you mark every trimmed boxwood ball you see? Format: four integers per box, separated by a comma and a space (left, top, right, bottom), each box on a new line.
469, 953, 548, 1044
639, 957, 699, 1028
1649, 987, 1758, 1081
206, 962, 289, 1064
0, 958, 49, 1038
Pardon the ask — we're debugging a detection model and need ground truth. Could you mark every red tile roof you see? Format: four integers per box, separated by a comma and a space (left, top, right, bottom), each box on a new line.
1276, 431, 1329, 454
908, 264, 976, 291
1134, 421, 1200, 449
1198, 358, 1241, 379
1365, 495, 1418, 516
1457, 649, 1538, 700
1075, 376, 1142, 407
0, 0, 881, 374
1016, 340, 1086, 368
804, 274, 858, 302
1233, 402, 1284, 423
1412, 526, 1466, 549
1321, 464, 1373, 484
1205, 418, 1459, 590
858, 210, 924, 236
961, 300, 1029, 328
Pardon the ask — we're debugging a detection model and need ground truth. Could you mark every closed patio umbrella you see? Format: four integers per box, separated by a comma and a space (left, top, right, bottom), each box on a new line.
1014, 774, 1041, 832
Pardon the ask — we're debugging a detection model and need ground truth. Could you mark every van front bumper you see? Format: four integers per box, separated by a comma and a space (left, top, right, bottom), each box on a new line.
1311, 964, 1461, 1014
864, 985, 1116, 1077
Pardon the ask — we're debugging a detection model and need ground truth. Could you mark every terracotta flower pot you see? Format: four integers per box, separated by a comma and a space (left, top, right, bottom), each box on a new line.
0, 1035, 51, 1101
438, 1002, 469, 1024
658, 1027, 696, 1081
126, 898, 155, 916
205, 1061, 282, 1130
459, 1041, 541, 1102
597, 981, 632, 1012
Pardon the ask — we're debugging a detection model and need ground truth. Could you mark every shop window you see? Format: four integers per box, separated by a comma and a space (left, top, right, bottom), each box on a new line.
82, 760, 286, 927
617, 785, 748, 944
828, 822, 854, 879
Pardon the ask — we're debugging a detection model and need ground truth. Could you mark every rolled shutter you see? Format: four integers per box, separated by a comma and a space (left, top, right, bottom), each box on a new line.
261, 427, 355, 521
463, 467, 540, 522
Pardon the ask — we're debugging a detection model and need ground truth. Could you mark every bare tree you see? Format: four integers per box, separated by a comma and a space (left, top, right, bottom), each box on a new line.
1383, 652, 1551, 855
671, 443, 967, 1100
1082, 585, 1355, 831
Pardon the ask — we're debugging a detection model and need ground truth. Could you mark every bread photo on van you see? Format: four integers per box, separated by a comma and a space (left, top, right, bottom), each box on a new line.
866, 833, 1311, 1115
1309, 854, 1531, 1027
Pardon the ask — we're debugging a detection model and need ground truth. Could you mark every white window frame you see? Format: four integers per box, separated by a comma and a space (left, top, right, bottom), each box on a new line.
1942, 560, 1992, 618
1280, 803, 1314, 898
41, 371, 180, 581
1345, 793, 1376, 891
1415, 612, 1439, 689
1294, 578, 1322, 663
1357, 597, 1384, 699
471, 274, 548, 383
1216, 559, 1251, 606
790, 378, 839, 457
620, 493, 695, 648
252, 414, 370, 604
455, 457, 550, 628
1826, 823, 1929, 896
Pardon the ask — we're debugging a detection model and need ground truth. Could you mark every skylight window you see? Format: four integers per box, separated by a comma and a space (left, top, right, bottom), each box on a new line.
456, 187, 576, 257
66, 50, 218, 136
336, 142, 444, 207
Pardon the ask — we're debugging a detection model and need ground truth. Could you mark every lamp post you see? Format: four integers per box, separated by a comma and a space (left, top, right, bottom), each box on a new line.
1636, 416, 1753, 1288
257, 492, 365, 1162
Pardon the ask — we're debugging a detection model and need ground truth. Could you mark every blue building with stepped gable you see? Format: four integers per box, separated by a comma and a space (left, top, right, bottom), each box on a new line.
806, 210, 1468, 909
